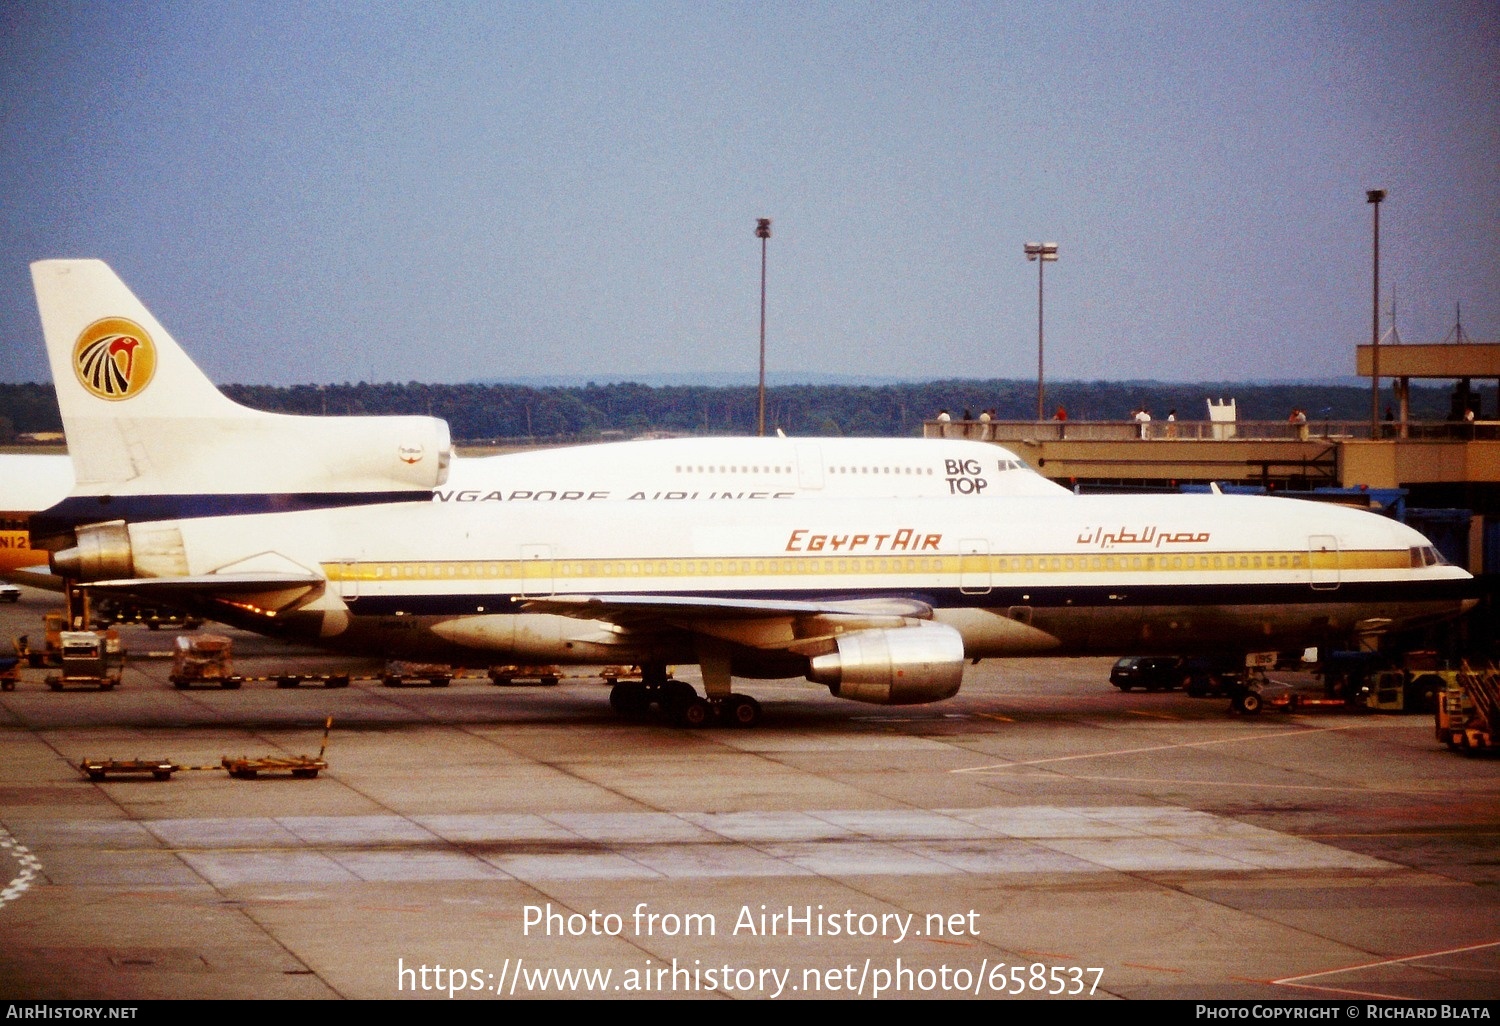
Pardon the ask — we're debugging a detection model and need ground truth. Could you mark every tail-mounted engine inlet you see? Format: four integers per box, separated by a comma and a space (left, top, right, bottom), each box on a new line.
51, 520, 134, 581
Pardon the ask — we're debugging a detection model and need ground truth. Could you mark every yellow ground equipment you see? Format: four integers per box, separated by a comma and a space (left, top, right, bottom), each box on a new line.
381, 661, 452, 687
488, 664, 562, 686
15, 611, 69, 668
223, 717, 333, 779
79, 758, 177, 781
170, 633, 242, 689
1436, 664, 1499, 755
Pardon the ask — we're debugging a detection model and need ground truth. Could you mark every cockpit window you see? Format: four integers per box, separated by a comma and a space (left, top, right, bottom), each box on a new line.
1410, 545, 1445, 567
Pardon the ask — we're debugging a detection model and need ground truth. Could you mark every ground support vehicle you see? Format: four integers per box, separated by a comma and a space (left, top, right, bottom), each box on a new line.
488, 665, 561, 686
1318, 651, 1451, 713
78, 758, 176, 781
223, 717, 332, 778
381, 661, 451, 687
1181, 654, 1272, 697
1234, 667, 1458, 716
272, 672, 351, 689
222, 754, 327, 779
169, 634, 242, 689
0, 656, 18, 691
44, 630, 124, 691
1435, 664, 1498, 755
16, 611, 68, 668
0, 583, 19, 603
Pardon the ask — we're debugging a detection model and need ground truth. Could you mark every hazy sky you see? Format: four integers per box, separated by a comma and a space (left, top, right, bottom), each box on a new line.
2, 1, 1496, 386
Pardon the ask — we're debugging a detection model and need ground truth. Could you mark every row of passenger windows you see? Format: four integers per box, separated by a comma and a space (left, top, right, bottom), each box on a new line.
997, 553, 1308, 572
355, 552, 1312, 580
668, 465, 940, 476
829, 466, 935, 475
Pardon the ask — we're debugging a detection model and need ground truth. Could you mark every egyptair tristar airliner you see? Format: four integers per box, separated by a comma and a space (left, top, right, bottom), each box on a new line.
27, 259, 1477, 726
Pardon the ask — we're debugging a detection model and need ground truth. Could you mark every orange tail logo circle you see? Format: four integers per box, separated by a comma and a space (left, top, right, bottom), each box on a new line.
73, 318, 157, 400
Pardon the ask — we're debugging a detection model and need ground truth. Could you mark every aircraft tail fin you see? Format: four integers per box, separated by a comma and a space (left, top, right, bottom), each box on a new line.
31, 260, 450, 500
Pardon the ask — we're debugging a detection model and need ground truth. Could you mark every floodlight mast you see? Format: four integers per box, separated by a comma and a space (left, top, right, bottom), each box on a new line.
1024, 241, 1059, 422
756, 218, 772, 437
1366, 190, 1385, 436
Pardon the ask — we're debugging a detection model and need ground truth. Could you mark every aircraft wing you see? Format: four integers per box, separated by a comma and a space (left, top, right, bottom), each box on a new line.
82, 572, 327, 616
522, 593, 935, 652
87, 572, 326, 593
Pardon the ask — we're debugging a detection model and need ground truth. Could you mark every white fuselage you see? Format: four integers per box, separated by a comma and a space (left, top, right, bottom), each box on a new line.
81, 489, 1472, 685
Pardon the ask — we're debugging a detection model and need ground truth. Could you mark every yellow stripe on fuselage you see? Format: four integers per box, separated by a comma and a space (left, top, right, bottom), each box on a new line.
320, 548, 1411, 586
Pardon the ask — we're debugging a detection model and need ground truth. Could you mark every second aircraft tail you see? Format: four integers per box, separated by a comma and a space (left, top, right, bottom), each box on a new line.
30, 259, 451, 534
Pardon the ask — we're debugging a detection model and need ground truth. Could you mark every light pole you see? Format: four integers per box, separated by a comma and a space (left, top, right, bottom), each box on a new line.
1366, 190, 1385, 436
1024, 241, 1058, 422
756, 218, 772, 437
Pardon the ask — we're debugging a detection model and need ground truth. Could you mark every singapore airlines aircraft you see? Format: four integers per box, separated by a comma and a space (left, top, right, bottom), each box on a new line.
3, 432, 1057, 576
16, 259, 1059, 557
0, 454, 74, 575
26, 260, 1476, 726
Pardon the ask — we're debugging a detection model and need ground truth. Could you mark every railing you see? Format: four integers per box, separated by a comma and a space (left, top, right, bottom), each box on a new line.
923, 419, 1500, 442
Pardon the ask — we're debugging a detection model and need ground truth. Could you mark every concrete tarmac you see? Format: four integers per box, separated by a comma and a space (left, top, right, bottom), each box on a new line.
0, 585, 1496, 1001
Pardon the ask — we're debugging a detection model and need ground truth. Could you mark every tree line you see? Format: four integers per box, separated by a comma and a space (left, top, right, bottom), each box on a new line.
0, 378, 1481, 444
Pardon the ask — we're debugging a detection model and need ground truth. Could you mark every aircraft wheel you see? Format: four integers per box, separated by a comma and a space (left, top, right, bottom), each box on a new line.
676, 696, 714, 728
659, 679, 697, 711
722, 694, 761, 728
610, 681, 649, 715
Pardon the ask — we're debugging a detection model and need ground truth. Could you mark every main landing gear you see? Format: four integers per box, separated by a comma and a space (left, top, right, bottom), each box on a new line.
607, 665, 762, 728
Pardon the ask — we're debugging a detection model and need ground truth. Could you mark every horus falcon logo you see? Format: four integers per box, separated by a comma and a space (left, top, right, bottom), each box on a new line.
73, 318, 157, 401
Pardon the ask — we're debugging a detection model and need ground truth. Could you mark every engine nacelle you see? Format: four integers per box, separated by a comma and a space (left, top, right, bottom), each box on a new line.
50, 520, 133, 581
806, 623, 965, 705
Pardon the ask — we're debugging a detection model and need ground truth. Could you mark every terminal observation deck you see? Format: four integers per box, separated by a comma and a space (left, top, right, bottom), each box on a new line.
923, 416, 1499, 492
934, 341, 1500, 495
